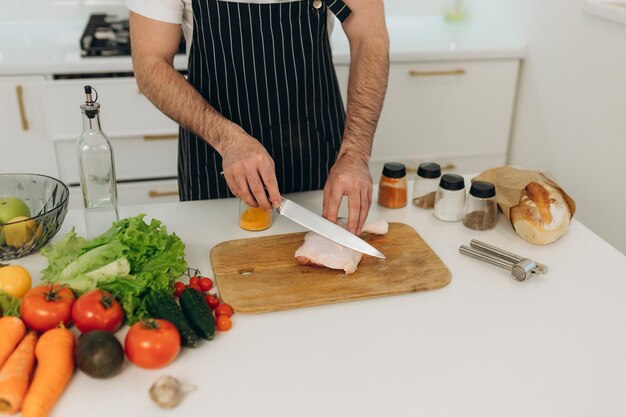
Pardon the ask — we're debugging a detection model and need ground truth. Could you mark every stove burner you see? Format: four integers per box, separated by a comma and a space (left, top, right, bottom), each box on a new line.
80, 14, 185, 57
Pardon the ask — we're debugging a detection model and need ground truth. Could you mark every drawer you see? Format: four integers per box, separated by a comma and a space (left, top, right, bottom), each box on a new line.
43, 77, 178, 140
55, 134, 178, 184
334, 60, 520, 165
68, 178, 180, 210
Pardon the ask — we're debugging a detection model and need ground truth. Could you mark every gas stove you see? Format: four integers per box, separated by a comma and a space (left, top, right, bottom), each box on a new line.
80, 14, 185, 57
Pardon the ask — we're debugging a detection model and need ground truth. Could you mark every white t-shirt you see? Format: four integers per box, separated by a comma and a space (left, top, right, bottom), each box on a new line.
126, 0, 336, 54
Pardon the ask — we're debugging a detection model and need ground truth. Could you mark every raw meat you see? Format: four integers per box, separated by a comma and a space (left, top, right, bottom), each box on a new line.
294, 220, 388, 274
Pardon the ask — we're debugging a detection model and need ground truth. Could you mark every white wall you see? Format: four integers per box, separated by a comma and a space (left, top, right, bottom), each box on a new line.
469, 0, 626, 254
0, 0, 438, 19
0, 0, 132, 20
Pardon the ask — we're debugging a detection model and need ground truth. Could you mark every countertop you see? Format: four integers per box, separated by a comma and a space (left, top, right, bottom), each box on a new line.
0, 15, 526, 76
11, 183, 626, 417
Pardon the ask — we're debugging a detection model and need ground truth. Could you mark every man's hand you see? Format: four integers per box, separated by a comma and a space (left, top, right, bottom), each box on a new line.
221, 132, 281, 210
322, 0, 388, 235
323, 155, 373, 235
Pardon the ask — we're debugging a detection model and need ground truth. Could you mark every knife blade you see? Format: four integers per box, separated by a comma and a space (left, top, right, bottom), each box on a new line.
277, 198, 385, 259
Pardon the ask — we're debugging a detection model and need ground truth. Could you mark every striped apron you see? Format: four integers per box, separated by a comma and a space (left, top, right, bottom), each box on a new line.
178, 0, 351, 200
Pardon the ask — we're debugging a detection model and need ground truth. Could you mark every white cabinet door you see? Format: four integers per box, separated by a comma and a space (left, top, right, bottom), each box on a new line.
0, 76, 58, 176
68, 179, 180, 210
43, 77, 178, 140
334, 60, 520, 175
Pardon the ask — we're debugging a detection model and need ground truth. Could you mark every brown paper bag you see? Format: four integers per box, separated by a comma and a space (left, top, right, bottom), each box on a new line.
473, 166, 576, 222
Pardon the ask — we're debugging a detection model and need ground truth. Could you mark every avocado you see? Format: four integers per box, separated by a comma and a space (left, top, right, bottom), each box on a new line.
76, 331, 124, 379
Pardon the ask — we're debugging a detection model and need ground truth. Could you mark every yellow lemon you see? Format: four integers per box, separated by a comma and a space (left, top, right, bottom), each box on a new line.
0, 264, 32, 298
4, 216, 37, 248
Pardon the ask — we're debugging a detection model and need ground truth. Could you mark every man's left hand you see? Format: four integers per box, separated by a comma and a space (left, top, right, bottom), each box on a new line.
322, 155, 373, 235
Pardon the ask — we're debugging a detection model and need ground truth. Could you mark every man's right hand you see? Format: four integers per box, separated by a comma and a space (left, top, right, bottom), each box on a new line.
221, 133, 282, 210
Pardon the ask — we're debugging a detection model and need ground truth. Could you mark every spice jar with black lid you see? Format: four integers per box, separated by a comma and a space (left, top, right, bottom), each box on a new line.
378, 162, 407, 208
434, 174, 466, 221
412, 162, 441, 209
463, 181, 498, 230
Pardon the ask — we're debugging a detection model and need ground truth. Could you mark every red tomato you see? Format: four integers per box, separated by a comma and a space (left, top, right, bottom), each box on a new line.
20, 284, 75, 333
189, 276, 200, 286
71, 289, 123, 333
205, 294, 220, 310
173, 282, 186, 297
198, 277, 213, 292
216, 315, 232, 331
124, 319, 180, 369
214, 303, 233, 318
188, 283, 202, 293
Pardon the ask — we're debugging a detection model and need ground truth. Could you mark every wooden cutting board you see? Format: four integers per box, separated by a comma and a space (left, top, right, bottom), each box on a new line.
210, 222, 451, 314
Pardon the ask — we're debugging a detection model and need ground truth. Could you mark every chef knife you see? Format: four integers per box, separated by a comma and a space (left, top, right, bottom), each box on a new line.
217, 171, 384, 258
277, 197, 385, 259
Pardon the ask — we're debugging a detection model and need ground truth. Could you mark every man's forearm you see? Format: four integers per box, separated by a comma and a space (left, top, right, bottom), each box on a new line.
339, 37, 390, 162
134, 57, 243, 153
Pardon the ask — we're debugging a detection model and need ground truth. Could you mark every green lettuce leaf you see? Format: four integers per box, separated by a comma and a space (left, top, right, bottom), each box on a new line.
41, 228, 87, 282
41, 214, 186, 323
0, 290, 21, 317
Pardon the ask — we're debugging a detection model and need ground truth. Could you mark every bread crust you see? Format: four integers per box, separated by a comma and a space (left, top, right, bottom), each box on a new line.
510, 181, 571, 245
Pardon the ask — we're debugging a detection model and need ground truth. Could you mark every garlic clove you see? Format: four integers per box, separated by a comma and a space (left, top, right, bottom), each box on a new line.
149, 375, 197, 409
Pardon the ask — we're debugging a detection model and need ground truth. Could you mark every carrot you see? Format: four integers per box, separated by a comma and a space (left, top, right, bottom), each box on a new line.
0, 331, 37, 413
0, 317, 26, 369
21, 327, 75, 417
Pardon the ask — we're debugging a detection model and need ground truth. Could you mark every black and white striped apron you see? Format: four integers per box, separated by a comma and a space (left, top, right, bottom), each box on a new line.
178, 0, 351, 200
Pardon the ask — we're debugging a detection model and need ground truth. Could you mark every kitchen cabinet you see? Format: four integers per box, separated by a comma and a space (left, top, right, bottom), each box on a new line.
41, 76, 180, 209
68, 178, 179, 210
43, 77, 179, 140
0, 76, 58, 176
334, 59, 520, 178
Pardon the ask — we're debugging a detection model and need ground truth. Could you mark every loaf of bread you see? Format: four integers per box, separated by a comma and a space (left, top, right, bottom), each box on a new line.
510, 181, 572, 245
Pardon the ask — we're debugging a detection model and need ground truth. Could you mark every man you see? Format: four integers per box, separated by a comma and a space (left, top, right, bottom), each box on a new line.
128, 0, 389, 235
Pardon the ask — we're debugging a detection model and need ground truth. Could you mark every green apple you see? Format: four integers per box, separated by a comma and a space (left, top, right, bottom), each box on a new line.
0, 197, 31, 225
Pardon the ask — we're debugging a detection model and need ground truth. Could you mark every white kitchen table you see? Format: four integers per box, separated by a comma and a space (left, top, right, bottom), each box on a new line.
11, 185, 626, 417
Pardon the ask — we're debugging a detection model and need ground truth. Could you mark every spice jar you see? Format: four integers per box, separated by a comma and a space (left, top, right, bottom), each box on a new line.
239, 199, 273, 231
412, 162, 441, 209
378, 162, 407, 208
434, 174, 466, 221
463, 181, 498, 231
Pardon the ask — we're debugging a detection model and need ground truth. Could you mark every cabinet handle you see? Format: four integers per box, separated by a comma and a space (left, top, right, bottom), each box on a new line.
440, 163, 457, 171
408, 69, 466, 77
143, 134, 178, 141
15, 85, 29, 131
148, 190, 179, 198
405, 163, 457, 173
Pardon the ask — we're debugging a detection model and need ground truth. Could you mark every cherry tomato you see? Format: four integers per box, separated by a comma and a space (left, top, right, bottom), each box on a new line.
205, 294, 220, 310
198, 277, 213, 292
72, 289, 123, 333
214, 303, 233, 318
188, 283, 202, 293
173, 282, 186, 297
189, 276, 200, 286
124, 319, 180, 369
20, 284, 75, 333
216, 315, 232, 331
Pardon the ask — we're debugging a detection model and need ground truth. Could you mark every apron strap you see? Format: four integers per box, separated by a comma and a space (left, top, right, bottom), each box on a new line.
321, 0, 352, 22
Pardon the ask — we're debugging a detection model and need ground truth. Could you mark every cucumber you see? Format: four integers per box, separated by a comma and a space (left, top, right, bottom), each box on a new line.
179, 288, 216, 340
146, 290, 199, 348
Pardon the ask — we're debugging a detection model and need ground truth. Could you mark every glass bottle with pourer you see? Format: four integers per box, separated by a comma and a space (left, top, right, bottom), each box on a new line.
78, 85, 119, 238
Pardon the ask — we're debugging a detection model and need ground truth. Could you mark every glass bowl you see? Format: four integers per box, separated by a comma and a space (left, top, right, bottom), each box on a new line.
0, 173, 70, 260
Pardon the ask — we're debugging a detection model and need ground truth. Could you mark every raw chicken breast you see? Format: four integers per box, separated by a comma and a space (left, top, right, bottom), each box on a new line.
294, 220, 388, 274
